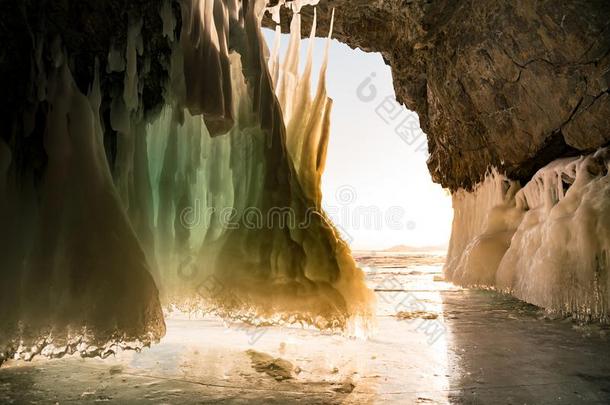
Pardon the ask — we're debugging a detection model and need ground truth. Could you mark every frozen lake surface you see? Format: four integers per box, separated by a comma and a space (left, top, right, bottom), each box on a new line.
1, 252, 609, 404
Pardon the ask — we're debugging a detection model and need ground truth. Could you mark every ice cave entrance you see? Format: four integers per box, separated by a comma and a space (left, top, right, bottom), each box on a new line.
0, 1, 456, 365
262, 29, 453, 253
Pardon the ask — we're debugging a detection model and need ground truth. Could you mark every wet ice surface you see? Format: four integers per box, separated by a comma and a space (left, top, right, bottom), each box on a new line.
1, 252, 610, 404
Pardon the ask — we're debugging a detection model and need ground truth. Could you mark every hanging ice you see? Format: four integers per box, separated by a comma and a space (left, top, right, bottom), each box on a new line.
0, 0, 373, 365
141, 0, 373, 329
446, 148, 610, 321
0, 54, 165, 365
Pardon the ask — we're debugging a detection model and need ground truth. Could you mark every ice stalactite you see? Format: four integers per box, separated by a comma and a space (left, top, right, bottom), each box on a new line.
139, 0, 373, 331
180, 0, 234, 135
0, 49, 165, 365
269, 6, 334, 204
0, 0, 373, 365
446, 148, 610, 321
445, 171, 523, 287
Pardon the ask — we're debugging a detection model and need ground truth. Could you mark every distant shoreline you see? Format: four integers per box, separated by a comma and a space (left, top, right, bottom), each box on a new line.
353, 244, 448, 254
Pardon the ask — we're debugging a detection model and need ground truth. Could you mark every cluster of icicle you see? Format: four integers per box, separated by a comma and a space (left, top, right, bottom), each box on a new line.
446, 148, 610, 322
0, 0, 373, 366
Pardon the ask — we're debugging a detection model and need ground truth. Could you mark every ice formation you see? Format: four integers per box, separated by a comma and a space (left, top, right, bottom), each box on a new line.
0, 51, 165, 365
0, 0, 373, 365
446, 148, 610, 321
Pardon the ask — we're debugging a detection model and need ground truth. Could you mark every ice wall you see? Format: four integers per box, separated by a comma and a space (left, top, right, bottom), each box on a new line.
1, 0, 373, 364
445, 171, 523, 287
446, 149, 610, 321
0, 52, 165, 365
138, 0, 373, 330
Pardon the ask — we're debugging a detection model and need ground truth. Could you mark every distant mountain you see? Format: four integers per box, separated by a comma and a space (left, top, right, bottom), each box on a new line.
383, 244, 447, 253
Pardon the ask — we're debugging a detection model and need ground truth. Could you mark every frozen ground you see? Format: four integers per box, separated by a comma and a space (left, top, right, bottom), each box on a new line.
1, 252, 609, 404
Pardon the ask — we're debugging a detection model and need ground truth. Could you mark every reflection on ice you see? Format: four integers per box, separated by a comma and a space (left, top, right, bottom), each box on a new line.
2, 252, 609, 403
0, 252, 452, 403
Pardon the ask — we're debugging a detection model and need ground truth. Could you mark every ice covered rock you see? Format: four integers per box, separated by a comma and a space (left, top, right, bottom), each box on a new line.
446, 149, 610, 322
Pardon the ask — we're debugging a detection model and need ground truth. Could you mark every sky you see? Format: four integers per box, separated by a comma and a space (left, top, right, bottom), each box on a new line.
263, 28, 453, 251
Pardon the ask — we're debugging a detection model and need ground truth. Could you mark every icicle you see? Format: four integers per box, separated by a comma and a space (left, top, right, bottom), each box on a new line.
496, 150, 610, 321
1, 48, 165, 366
107, 42, 126, 73
160, 0, 177, 41
180, 0, 234, 135
1, 0, 374, 366
289, 0, 320, 13
141, 1, 373, 332
267, 23, 282, 86
444, 171, 523, 287
268, 2, 282, 23
124, 19, 143, 111
276, 5, 302, 120
446, 149, 610, 322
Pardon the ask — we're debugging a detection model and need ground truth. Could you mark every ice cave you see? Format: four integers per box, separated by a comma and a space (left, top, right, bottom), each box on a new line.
0, 0, 609, 403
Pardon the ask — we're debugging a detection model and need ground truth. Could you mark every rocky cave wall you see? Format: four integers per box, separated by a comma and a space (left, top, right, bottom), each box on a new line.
0, 0, 609, 359
3, 1, 609, 191
265, 0, 610, 190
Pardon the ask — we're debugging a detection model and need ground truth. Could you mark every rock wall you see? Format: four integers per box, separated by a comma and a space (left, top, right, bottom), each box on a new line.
3, 1, 608, 190
265, 0, 610, 190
